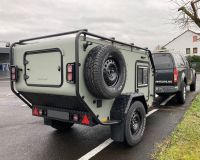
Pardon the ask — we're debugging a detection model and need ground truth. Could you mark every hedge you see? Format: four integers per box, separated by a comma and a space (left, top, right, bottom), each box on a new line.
187, 55, 200, 72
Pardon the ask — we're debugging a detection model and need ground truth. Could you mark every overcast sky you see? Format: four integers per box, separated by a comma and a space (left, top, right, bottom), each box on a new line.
0, 0, 198, 49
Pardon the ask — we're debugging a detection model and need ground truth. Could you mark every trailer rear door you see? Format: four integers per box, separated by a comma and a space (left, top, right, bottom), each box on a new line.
24, 48, 63, 87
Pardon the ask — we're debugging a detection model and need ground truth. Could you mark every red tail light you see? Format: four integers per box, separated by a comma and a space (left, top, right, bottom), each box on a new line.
67, 63, 75, 83
173, 68, 178, 84
81, 115, 90, 125
32, 107, 43, 116
10, 66, 18, 81
32, 107, 39, 116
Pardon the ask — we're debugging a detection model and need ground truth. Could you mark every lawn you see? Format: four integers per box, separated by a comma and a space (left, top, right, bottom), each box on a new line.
153, 94, 200, 160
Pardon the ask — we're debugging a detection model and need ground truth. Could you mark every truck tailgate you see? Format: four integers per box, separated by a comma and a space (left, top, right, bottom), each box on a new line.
24, 49, 62, 87
155, 69, 174, 85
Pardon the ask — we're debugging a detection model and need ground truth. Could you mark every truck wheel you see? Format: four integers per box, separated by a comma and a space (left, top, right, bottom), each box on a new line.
125, 101, 146, 146
84, 45, 126, 99
190, 76, 196, 91
51, 120, 74, 132
177, 82, 186, 104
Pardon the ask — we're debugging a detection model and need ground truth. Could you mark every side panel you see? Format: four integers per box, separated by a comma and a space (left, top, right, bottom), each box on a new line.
13, 38, 76, 96
78, 37, 154, 121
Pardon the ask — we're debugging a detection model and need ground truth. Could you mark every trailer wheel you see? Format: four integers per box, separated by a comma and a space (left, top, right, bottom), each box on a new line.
125, 101, 146, 146
84, 45, 126, 99
51, 120, 74, 132
177, 82, 186, 104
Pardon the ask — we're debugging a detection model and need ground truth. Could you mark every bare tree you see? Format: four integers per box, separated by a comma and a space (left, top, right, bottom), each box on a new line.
172, 0, 200, 28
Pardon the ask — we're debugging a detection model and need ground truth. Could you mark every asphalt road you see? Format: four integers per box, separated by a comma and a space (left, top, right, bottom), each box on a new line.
0, 76, 199, 160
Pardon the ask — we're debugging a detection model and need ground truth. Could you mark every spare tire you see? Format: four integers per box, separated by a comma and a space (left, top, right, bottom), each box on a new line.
84, 45, 126, 99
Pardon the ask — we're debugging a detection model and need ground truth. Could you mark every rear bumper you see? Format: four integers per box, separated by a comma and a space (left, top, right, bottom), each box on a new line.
38, 106, 96, 127
155, 85, 179, 94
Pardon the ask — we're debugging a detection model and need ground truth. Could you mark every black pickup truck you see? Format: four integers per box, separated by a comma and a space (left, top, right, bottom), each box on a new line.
152, 52, 196, 104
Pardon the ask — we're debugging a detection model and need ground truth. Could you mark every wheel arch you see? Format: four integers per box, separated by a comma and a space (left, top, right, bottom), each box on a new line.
180, 72, 187, 85
110, 93, 148, 117
129, 95, 148, 114
193, 72, 197, 82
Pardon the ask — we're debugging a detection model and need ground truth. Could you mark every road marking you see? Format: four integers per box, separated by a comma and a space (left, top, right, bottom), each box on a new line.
78, 108, 159, 160
146, 108, 159, 117
21, 104, 27, 107
78, 138, 114, 160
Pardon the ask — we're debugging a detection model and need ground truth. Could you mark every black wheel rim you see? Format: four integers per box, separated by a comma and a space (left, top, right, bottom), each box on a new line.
103, 58, 119, 86
130, 111, 141, 135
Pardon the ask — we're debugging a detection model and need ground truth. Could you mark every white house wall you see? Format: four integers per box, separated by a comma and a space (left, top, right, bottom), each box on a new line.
165, 31, 200, 56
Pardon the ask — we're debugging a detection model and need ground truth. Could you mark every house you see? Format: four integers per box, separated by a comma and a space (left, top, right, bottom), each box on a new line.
0, 47, 10, 76
163, 30, 200, 56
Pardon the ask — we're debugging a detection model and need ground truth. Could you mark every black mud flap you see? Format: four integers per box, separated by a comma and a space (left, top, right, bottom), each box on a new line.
110, 94, 130, 142
111, 122, 125, 142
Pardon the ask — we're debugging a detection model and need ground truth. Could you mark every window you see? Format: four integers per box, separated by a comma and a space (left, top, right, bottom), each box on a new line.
186, 48, 190, 54
181, 56, 189, 67
173, 54, 185, 67
193, 36, 198, 42
193, 48, 198, 54
137, 68, 143, 85
152, 53, 173, 69
137, 66, 148, 87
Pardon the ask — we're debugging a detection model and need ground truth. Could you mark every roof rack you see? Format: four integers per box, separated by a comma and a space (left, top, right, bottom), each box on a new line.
19, 29, 88, 43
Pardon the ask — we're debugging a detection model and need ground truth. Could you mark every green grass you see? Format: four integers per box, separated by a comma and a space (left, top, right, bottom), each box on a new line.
153, 94, 200, 160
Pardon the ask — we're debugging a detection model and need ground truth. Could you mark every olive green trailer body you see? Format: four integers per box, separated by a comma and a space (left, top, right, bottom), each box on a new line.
10, 29, 155, 146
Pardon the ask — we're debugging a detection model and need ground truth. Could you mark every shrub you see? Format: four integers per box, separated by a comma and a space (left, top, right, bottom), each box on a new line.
187, 55, 200, 72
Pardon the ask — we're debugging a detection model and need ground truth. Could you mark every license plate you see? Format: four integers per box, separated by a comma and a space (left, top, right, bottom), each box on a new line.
47, 110, 69, 120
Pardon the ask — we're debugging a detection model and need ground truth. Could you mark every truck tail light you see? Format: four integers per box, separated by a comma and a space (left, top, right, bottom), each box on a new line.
10, 66, 18, 82
173, 68, 178, 84
32, 106, 43, 116
67, 63, 75, 83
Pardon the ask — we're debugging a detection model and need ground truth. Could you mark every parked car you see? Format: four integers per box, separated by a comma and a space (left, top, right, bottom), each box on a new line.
152, 51, 196, 104
10, 29, 155, 146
